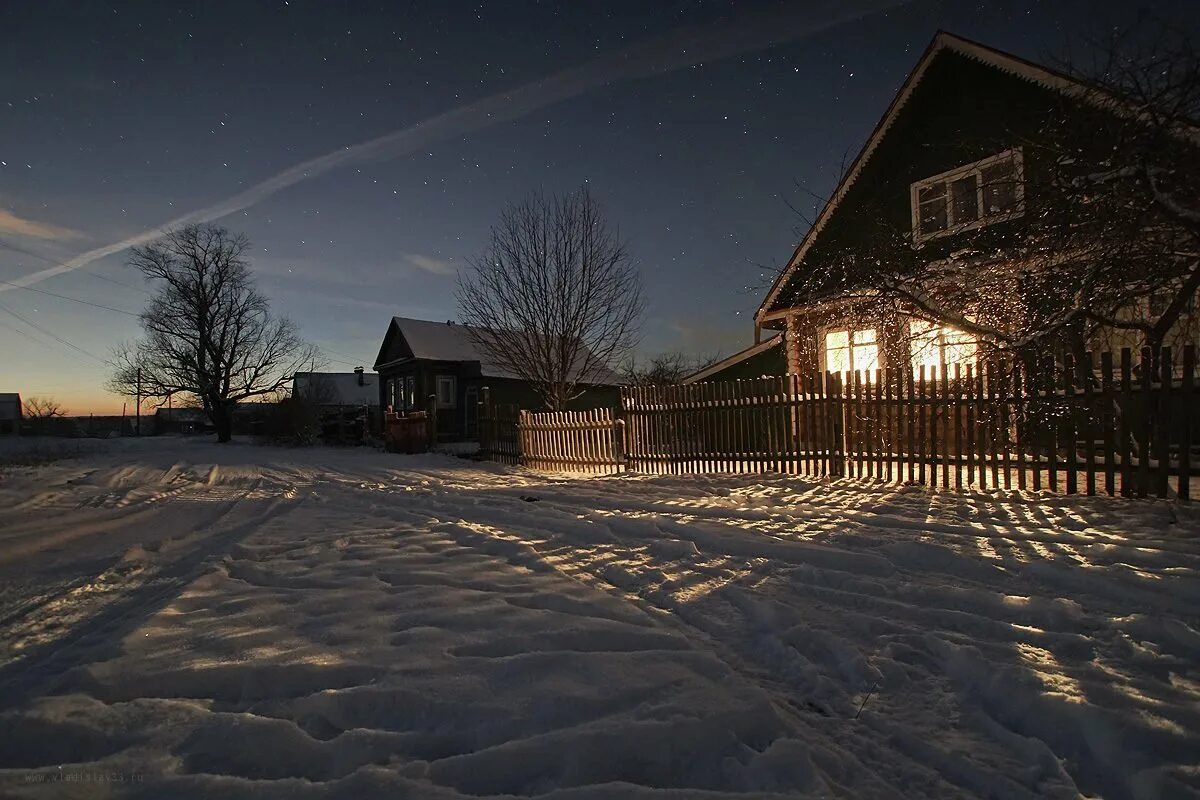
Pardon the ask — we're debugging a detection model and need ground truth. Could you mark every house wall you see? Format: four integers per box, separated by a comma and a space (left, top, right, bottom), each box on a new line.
0, 399, 20, 435
767, 49, 1200, 372
378, 361, 620, 442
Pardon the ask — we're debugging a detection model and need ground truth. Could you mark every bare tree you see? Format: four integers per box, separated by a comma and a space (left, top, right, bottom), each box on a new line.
788, 21, 1200, 365
22, 396, 65, 419
621, 351, 722, 386
457, 188, 642, 408
109, 224, 318, 443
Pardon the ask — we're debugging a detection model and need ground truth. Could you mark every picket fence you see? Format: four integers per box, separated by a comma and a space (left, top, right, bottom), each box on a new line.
479, 346, 1198, 500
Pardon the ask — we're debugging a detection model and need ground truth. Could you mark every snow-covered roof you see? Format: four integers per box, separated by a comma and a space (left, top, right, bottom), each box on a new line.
393, 317, 492, 364
293, 371, 380, 406
681, 335, 782, 384
377, 317, 622, 385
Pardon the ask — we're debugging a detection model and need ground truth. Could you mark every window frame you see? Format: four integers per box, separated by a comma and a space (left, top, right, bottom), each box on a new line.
908, 319, 977, 378
820, 326, 880, 376
910, 149, 1025, 244
435, 374, 457, 409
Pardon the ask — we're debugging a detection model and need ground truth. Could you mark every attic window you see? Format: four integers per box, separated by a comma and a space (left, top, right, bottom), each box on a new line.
911, 149, 1024, 243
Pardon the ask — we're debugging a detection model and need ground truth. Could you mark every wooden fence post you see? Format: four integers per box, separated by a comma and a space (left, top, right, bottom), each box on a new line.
1181, 346, 1194, 502
426, 393, 438, 449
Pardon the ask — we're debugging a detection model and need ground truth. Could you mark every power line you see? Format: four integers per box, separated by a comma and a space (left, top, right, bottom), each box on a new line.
0, 238, 148, 294
0, 278, 141, 317
0, 316, 52, 348
0, 300, 106, 363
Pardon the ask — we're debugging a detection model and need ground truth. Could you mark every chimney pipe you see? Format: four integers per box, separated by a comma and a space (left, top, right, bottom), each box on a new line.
354, 366, 364, 386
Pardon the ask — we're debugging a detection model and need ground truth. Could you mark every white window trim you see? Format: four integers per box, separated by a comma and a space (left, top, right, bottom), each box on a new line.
910, 148, 1025, 245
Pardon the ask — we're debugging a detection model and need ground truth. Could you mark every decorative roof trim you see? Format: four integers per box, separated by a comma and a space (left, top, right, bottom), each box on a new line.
680, 334, 782, 384
756, 30, 1105, 326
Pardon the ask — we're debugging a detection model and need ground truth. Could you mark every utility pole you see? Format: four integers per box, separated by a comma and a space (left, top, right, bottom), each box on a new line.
136, 367, 142, 436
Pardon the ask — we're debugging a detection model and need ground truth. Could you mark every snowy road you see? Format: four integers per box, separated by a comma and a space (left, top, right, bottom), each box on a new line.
0, 438, 1197, 799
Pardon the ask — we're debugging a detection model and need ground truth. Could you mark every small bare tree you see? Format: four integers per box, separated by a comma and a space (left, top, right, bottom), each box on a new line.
22, 396, 65, 419
621, 351, 722, 386
457, 188, 642, 408
109, 224, 318, 443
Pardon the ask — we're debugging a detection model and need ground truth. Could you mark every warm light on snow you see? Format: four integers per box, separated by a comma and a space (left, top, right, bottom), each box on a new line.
0, 436, 1197, 797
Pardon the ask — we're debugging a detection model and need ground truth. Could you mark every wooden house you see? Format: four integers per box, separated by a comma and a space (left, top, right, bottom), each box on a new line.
756, 31, 1200, 379
0, 393, 21, 436
681, 335, 784, 384
292, 369, 380, 409
373, 316, 621, 441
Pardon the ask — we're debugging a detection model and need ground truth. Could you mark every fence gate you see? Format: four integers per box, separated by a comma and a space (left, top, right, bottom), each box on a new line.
518, 408, 625, 475
479, 402, 520, 466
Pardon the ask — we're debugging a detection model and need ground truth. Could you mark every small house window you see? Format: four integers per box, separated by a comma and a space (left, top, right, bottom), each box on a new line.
435, 375, 457, 408
824, 328, 878, 375
403, 375, 415, 410
910, 320, 977, 377
911, 149, 1023, 243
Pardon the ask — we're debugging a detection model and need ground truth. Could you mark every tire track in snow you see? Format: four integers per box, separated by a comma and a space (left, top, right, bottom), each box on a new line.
0, 486, 304, 711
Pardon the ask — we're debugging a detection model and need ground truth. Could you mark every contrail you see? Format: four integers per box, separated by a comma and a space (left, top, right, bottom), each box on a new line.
2, 0, 904, 292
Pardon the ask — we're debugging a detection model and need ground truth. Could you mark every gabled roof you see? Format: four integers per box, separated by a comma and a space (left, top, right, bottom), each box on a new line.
293, 371, 379, 406
374, 316, 622, 384
757, 31, 1101, 324
681, 335, 782, 384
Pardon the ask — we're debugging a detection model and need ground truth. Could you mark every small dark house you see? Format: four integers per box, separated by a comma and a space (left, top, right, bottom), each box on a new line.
373, 316, 621, 441
0, 393, 22, 436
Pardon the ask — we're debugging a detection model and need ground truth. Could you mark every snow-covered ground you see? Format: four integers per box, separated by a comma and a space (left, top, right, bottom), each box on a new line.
0, 437, 1197, 799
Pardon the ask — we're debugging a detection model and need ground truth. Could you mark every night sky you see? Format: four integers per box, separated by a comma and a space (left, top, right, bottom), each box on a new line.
2, 0, 1196, 414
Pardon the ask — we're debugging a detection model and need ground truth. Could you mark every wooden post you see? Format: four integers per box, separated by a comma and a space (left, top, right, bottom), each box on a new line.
1157, 347, 1173, 499
1026, 357, 1040, 491
953, 363, 963, 489
427, 393, 438, 450
1101, 352, 1115, 497
918, 365, 928, 486
1064, 354, 1078, 495
1180, 346, 1194, 502
1083, 352, 1097, 496
1120, 349, 1134, 497
1046, 354, 1059, 493
940, 363, 952, 489
1136, 348, 1153, 498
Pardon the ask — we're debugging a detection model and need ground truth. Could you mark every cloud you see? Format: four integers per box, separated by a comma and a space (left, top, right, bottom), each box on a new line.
404, 253, 456, 276
0, 0, 906, 294
0, 209, 80, 240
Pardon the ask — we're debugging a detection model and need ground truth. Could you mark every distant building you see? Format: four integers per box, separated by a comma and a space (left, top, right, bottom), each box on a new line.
373, 316, 621, 441
681, 335, 784, 384
0, 393, 22, 436
292, 368, 379, 408
154, 407, 209, 435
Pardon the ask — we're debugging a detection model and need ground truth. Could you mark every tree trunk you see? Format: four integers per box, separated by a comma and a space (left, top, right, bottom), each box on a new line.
212, 405, 234, 443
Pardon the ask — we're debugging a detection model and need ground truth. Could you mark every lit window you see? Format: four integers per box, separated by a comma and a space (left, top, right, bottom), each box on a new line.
435, 375, 457, 408
403, 375, 415, 410
911, 149, 1023, 242
824, 328, 878, 375
910, 320, 977, 377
